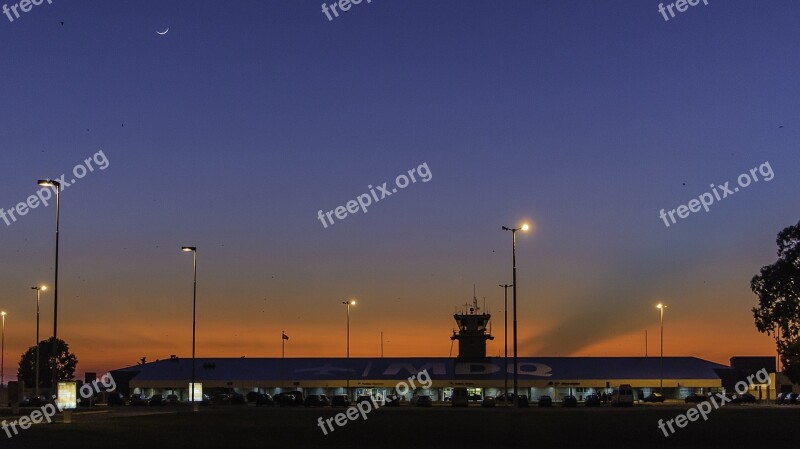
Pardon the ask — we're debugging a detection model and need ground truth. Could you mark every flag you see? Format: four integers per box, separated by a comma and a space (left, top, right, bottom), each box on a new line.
282, 332, 289, 340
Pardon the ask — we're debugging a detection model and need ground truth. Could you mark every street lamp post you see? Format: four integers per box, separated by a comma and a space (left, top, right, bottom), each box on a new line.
499, 284, 512, 406
32, 286, 46, 396
343, 300, 355, 397
37, 179, 60, 397
502, 223, 529, 405
182, 246, 198, 412
1, 311, 6, 388
657, 303, 667, 394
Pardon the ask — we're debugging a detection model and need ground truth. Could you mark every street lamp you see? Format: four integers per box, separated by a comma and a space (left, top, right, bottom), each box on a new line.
32, 286, 46, 396
181, 246, 198, 411
1, 311, 6, 388
499, 283, 512, 406
37, 179, 60, 396
343, 300, 355, 397
657, 303, 667, 394
502, 223, 530, 405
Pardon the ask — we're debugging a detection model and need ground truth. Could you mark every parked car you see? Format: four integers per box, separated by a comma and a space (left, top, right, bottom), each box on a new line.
24, 395, 50, 407
384, 394, 401, 407
275, 391, 304, 406
584, 393, 601, 407
107, 392, 126, 406
78, 395, 97, 407
230, 393, 246, 404
255, 393, 275, 406
304, 395, 328, 407
612, 384, 635, 406
213, 393, 232, 404
786, 393, 800, 405
165, 394, 179, 404
776, 392, 790, 404
148, 394, 166, 406
684, 393, 708, 404
331, 394, 351, 407
732, 392, 756, 404
537, 395, 552, 407
416, 395, 432, 407
481, 396, 496, 407
357, 395, 373, 405
451, 388, 469, 407
246, 391, 261, 403
495, 393, 516, 404
562, 395, 577, 407
517, 395, 529, 407
129, 394, 150, 406
643, 392, 665, 403
468, 394, 482, 402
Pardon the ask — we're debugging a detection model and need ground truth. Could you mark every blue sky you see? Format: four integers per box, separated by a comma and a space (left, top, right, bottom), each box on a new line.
1, 0, 798, 373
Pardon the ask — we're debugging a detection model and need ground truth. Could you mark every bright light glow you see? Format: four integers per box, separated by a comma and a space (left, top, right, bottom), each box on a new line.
41, 285, 47, 291
181, 246, 196, 252
656, 303, 663, 309
57, 382, 78, 409
38, 180, 53, 186
521, 224, 530, 231
0, 311, 5, 316
350, 300, 356, 305
189, 383, 203, 401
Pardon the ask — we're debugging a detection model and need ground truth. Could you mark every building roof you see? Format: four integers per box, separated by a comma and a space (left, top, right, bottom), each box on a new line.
113, 356, 730, 383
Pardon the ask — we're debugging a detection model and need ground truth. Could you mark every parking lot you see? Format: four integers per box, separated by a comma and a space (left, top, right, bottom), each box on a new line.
4, 401, 800, 449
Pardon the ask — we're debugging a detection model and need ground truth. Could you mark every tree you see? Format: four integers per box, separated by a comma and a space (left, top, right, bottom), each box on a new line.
17, 337, 78, 389
752, 220, 800, 383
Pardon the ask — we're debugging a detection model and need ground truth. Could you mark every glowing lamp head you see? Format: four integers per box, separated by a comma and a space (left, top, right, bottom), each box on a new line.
181, 246, 196, 252
37, 179, 60, 188
41, 285, 47, 291
521, 224, 530, 231
1, 311, 5, 317
657, 303, 663, 309
350, 300, 356, 305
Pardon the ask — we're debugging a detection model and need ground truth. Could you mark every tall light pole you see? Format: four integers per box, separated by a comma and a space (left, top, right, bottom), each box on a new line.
1, 311, 6, 388
343, 300, 355, 397
32, 286, 46, 396
657, 303, 667, 394
502, 223, 529, 405
181, 246, 198, 412
37, 179, 60, 396
499, 284, 512, 406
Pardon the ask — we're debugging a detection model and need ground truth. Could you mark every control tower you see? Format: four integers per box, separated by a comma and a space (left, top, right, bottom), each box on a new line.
451, 294, 494, 360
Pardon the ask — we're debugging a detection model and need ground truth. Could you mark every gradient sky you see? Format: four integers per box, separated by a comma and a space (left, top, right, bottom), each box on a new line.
1, 0, 799, 377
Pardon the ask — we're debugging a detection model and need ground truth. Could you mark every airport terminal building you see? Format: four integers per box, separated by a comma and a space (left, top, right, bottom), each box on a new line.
111, 355, 765, 402
111, 305, 777, 402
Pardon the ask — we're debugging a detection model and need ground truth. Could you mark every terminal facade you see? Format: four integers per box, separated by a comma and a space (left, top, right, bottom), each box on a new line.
111, 304, 778, 402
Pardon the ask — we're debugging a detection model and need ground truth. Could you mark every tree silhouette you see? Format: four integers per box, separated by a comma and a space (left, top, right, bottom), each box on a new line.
752, 220, 800, 383
17, 337, 78, 389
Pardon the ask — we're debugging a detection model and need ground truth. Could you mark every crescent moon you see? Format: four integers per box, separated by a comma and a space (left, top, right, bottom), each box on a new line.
156, 28, 169, 35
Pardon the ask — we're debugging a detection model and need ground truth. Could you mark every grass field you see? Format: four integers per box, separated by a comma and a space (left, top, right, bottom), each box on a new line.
4, 404, 800, 449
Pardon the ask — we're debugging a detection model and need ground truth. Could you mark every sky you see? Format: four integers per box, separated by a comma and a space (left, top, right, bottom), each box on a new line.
1, 0, 799, 377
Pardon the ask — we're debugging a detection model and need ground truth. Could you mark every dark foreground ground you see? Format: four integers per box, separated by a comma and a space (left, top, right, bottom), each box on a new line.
3, 403, 800, 449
